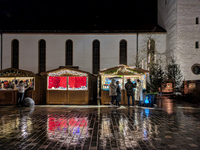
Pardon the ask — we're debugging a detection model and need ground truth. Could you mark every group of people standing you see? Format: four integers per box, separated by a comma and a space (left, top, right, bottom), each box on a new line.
109, 78, 142, 107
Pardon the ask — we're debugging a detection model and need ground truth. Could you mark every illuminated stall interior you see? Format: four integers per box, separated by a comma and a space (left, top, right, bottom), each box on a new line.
0, 68, 35, 105
99, 65, 149, 105
41, 67, 91, 105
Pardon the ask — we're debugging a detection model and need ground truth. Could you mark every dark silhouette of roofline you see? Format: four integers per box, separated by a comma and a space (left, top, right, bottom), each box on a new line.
0, 25, 166, 33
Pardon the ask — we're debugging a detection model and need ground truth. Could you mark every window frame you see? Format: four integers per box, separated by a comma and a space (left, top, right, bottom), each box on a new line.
119, 39, 127, 65
65, 40, 73, 66
92, 40, 100, 74
11, 39, 19, 69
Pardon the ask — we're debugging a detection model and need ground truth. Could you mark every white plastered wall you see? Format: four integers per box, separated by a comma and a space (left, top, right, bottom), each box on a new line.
2, 33, 138, 74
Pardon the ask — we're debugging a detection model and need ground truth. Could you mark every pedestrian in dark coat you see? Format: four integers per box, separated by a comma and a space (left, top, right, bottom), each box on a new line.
116, 81, 121, 107
125, 79, 136, 106
109, 79, 117, 105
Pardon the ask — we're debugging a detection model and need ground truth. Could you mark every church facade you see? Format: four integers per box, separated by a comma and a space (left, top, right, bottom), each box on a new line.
0, 31, 166, 75
0, 0, 199, 81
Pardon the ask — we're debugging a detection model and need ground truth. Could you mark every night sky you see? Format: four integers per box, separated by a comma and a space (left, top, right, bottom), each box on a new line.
0, 0, 157, 30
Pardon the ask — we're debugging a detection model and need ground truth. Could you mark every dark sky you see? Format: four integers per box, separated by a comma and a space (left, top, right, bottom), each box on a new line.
0, 0, 157, 30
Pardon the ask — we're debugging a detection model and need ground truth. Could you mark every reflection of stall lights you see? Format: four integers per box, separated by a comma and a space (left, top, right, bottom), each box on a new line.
145, 109, 149, 114
48, 70, 88, 77
145, 109, 149, 118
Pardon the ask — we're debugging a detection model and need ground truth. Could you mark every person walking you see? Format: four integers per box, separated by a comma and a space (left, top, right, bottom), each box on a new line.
116, 81, 121, 107
17, 80, 26, 106
109, 79, 117, 105
125, 79, 136, 106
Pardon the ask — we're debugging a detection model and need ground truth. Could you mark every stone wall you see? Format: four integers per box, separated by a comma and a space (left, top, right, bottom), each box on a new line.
158, 0, 200, 80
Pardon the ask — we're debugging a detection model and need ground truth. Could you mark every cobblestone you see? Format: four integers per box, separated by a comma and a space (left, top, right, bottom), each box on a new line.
0, 99, 200, 150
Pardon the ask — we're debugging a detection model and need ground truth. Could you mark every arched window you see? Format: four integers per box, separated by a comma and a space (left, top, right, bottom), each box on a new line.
38, 40, 46, 73
147, 39, 155, 64
11, 39, 19, 69
93, 40, 100, 74
119, 40, 127, 65
66, 40, 73, 65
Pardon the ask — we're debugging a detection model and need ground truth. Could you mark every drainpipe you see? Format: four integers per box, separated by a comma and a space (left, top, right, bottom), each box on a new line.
1, 31, 2, 70
136, 32, 139, 68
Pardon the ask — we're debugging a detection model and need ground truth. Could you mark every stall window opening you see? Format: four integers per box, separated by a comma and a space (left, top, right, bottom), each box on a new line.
68, 76, 88, 90
48, 76, 67, 90
0, 77, 35, 90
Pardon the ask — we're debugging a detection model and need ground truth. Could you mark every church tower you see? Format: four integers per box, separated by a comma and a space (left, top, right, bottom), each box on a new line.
158, 0, 200, 80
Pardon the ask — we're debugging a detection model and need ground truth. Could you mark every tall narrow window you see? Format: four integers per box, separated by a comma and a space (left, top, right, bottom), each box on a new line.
196, 41, 199, 49
119, 40, 127, 65
147, 39, 155, 64
93, 40, 100, 74
165, 0, 168, 5
66, 40, 73, 65
38, 40, 46, 73
12, 39, 19, 69
196, 17, 199, 24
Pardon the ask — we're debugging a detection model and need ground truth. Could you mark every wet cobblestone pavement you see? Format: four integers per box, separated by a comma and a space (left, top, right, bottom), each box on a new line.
0, 98, 200, 150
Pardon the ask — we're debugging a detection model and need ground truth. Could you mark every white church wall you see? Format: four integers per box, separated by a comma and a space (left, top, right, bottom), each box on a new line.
2, 33, 138, 74
89, 34, 137, 70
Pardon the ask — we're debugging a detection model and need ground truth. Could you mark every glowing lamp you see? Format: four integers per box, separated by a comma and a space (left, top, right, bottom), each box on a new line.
144, 96, 149, 104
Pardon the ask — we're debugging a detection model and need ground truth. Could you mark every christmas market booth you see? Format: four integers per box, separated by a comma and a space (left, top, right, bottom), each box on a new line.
98, 65, 149, 105
41, 66, 91, 105
0, 68, 37, 105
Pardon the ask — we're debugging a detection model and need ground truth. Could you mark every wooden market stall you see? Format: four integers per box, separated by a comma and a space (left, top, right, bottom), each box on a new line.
41, 66, 91, 105
0, 68, 35, 105
98, 65, 149, 105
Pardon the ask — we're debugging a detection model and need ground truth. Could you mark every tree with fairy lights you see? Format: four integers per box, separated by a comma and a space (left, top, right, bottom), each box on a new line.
147, 59, 166, 93
135, 34, 166, 93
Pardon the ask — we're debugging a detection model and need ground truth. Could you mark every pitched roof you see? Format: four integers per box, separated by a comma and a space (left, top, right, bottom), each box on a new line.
0, 25, 166, 33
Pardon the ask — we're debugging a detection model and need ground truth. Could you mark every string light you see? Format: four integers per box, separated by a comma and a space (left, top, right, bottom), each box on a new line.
101, 66, 143, 75
0, 71, 34, 77
48, 69, 88, 76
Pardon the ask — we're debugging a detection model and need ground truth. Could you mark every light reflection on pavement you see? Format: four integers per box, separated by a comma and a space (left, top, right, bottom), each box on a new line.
0, 98, 200, 150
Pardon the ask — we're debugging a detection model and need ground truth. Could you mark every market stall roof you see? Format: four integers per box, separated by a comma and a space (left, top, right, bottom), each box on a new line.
41, 66, 91, 76
0, 68, 35, 77
99, 65, 149, 75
